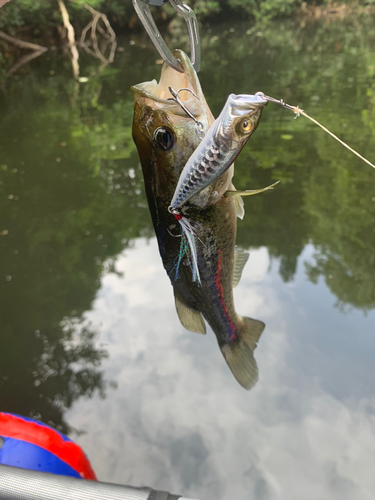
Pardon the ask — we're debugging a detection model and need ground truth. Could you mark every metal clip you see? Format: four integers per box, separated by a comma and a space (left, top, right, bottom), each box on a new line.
132, 0, 201, 73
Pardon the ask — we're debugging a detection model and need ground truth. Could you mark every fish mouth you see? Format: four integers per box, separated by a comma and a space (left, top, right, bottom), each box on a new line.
131, 49, 213, 123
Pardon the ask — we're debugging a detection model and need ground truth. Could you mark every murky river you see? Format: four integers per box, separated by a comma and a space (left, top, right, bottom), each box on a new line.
1, 14, 375, 500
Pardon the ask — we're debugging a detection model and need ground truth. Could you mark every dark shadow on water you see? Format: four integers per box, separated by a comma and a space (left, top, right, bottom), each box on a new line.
0, 57, 152, 432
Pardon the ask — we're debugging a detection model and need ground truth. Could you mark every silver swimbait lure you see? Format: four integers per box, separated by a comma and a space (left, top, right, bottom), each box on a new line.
168, 92, 268, 215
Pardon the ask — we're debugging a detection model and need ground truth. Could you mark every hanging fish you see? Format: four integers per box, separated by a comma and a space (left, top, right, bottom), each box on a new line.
132, 50, 266, 390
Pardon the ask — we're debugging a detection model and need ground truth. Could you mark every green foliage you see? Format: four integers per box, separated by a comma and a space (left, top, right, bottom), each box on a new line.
0, 0, 134, 32
1, 0, 373, 34
303, 147, 375, 311
192, 0, 221, 16
0, 0, 60, 31
226, 0, 298, 20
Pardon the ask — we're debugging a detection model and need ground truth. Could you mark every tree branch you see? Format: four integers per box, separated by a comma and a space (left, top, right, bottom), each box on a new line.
57, 0, 80, 79
0, 30, 47, 52
7, 49, 45, 76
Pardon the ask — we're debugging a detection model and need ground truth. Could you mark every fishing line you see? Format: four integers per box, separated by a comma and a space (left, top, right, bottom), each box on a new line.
260, 93, 375, 170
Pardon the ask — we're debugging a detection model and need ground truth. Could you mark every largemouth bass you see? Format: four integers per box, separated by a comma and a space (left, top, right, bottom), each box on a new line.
132, 50, 265, 389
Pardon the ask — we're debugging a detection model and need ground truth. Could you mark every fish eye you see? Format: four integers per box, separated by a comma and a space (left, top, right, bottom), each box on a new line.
242, 120, 253, 133
154, 127, 175, 151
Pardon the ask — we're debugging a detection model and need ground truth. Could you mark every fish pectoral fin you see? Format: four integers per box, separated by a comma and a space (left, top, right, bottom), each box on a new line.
174, 291, 206, 334
229, 183, 245, 220
234, 194, 245, 220
225, 181, 280, 198
233, 248, 249, 288
221, 317, 265, 390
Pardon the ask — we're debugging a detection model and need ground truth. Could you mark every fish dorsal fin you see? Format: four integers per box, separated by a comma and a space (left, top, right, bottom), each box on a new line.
232, 248, 249, 288
174, 291, 206, 334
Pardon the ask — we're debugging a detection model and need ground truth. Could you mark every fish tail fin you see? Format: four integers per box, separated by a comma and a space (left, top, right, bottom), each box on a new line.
221, 317, 265, 390
176, 215, 201, 285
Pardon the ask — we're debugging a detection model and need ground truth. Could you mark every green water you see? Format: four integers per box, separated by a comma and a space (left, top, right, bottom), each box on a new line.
1, 15, 375, 499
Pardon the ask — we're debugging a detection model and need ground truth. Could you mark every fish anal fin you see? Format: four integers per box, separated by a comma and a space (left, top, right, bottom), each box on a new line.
233, 248, 249, 288
174, 291, 206, 334
225, 180, 280, 198
221, 317, 265, 390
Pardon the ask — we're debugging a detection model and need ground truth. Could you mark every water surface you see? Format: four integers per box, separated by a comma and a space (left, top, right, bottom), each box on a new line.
1, 15, 375, 500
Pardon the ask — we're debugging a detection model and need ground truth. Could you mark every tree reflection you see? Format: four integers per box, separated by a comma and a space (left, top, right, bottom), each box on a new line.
0, 16, 375, 431
199, 17, 375, 307
304, 156, 375, 312
0, 322, 108, 435
0, 62, 152, 432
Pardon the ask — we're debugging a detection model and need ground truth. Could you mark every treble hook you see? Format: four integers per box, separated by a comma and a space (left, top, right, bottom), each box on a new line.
168, 86, 205, 139
132, 0, 201, 73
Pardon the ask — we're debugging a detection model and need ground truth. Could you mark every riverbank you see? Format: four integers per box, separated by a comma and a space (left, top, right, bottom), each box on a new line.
0, 1, 374, 41
297, 1, 375, 19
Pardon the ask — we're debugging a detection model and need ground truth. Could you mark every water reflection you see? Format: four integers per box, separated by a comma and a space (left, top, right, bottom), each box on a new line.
0, 321, 107, 435
0, 14, 375, 498
67, 241, 375, 500
0, 61, 151, 431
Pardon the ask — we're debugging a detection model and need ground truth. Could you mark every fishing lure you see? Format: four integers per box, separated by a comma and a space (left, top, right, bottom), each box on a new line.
168, 92, 268, 215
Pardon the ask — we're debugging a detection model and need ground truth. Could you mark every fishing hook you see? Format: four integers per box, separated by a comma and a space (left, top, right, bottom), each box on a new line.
168, 86, 205, 139
132, 0, 201, 73
167, 224, 182, 237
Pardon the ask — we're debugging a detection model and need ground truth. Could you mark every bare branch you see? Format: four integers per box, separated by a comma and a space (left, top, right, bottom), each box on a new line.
7, 49, 45, 76
57, 0, 80, 79
0, 30, 47, 52
76, 2, 117, 69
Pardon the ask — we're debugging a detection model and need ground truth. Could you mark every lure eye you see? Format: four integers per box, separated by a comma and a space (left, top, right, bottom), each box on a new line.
154, 127, 175, 151
242, 120, 253, 133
